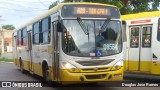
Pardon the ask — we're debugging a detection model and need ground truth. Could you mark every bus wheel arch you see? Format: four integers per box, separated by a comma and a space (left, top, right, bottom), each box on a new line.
42, 60, 50, 81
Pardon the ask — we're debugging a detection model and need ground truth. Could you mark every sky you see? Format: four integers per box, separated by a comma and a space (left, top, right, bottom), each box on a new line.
0, 0, 61, 28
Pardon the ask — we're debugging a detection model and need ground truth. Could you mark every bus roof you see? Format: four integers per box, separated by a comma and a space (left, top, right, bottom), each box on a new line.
13, 2, 117, 32
121, 11, 160, 20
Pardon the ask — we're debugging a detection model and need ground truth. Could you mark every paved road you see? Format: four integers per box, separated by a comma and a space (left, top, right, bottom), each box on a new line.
0, 62, 160, 90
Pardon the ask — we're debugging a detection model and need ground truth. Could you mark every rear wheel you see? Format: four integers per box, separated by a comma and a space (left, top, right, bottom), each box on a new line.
19, 59, 25, 73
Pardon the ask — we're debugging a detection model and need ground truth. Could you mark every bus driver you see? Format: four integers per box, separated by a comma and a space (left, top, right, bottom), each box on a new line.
95, 28, 104, 42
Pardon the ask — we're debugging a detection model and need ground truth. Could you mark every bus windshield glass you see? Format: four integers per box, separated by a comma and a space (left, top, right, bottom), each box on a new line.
62, 19, 122, 57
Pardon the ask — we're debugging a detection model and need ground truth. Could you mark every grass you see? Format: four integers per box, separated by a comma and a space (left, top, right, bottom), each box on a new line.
0, 57, 13, 62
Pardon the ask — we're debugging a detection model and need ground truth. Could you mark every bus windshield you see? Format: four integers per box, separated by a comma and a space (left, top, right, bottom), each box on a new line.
62, 19, 122, 57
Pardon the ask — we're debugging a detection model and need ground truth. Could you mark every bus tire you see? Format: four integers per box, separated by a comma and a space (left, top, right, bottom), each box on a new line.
19, 59, 25, 73
43, 64, 50, 82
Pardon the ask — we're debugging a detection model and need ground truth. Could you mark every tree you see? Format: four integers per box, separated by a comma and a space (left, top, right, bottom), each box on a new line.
151, 0, 160, 11
48, 1, 60, 10
48, 2, 58, 9
2, 25, 15, 30
121, 0, 160, 14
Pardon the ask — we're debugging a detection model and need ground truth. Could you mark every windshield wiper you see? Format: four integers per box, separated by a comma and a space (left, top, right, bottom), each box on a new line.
77, 17, 89, 35
101, 18, 111, 31
77, 17, 89, 42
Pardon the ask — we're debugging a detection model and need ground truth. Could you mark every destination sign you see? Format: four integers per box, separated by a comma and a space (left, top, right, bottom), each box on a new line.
61, 5, 120, 19
75, 7, 108, 15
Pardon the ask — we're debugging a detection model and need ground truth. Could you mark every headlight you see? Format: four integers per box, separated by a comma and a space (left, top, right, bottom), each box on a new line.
115, 60, 123, 66
111, 60, 123, 70
62, 62, 80, 72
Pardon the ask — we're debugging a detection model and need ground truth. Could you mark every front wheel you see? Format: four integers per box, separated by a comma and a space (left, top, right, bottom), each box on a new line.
44, 65, 50, 81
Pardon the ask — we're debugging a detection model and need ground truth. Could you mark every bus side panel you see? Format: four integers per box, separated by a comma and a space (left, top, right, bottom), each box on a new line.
17, 46, 30, 71
124, 25, 133, 71
33, 62, 43, 76
31, 45, 52, 77
122, 21, 128, 71
31, 45, 43, 76
151, 22, 160, 75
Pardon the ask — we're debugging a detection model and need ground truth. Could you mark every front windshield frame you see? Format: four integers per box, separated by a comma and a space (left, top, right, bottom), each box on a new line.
61, 19, 122, 57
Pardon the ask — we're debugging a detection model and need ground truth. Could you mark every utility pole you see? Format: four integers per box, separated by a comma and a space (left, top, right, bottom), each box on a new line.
0, 16, 5, 54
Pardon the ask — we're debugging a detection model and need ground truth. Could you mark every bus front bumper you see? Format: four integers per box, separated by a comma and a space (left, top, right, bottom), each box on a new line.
59, 67, 123, 84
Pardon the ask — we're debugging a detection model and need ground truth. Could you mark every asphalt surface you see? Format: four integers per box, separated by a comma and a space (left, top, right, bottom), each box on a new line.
0, 62, 160, 90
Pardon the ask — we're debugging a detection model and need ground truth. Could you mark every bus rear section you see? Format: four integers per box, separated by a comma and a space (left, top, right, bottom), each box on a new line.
122, 11, 160, 75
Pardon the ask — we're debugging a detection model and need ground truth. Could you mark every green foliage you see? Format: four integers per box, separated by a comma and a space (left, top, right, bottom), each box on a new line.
2, 25, 15, 30
0, 57, 13, 62
63, 0, 71, 2
151, 1, 160, 11
131, 0, 150, 13
48, 2, 58, 9
120, 6, 133, 15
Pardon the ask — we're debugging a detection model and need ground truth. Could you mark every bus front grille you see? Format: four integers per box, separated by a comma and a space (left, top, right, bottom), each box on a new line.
81, 67, 110, 72
76, 59, 113, 66
85, 74, 106, 80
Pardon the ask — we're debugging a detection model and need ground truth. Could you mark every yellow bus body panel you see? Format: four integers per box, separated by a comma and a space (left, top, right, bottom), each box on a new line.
121, 11, 160, 20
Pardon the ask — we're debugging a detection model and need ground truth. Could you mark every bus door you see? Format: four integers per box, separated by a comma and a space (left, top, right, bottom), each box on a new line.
122, 21, 128, 71
27, 31, 33, 72
52, 21, 59, 81
128, 25, 152, 72
140, 25, 152, 72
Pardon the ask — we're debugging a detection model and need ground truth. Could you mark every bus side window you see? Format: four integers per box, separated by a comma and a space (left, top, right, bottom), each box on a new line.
22, 28, 27, 46
130, 28, 139, 48
17, 30, 22, 46
142, 27, 151, 48
41, 17, 51, 44
33, 22, 40, 44
157, 18, 160, 41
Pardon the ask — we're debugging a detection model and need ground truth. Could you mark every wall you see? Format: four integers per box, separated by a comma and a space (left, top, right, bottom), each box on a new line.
0, 29, 13, 53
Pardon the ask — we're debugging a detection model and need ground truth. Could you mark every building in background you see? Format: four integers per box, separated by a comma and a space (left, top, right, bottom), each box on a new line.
0, 29, 12, 53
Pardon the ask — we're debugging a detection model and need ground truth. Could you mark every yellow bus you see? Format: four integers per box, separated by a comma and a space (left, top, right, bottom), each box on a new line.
122, 11, 160, 75
12, 2, 123, 84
